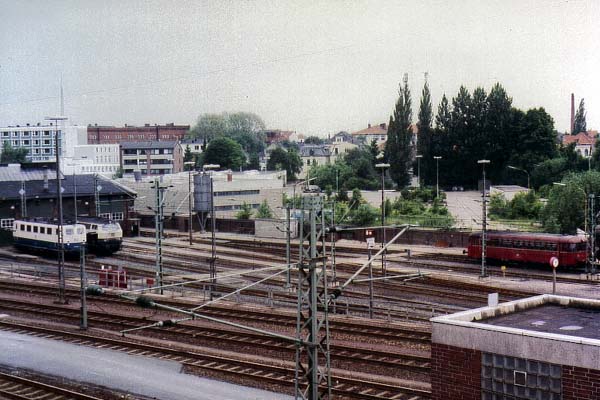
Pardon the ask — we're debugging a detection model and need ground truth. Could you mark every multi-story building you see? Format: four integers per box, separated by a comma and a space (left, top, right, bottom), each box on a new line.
351, 123, 388, 146
62, 144, 121, 176
0, 123, 87, 163
87, 123, 189, 144
120, 141, 183, 176
180, 138, 204, 155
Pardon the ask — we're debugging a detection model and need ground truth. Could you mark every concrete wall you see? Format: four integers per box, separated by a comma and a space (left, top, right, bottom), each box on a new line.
255, 218, 298, 239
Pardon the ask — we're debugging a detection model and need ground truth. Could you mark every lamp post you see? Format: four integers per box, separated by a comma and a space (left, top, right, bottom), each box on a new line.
415, 154, 423, 188
477, 159, 490, 278
434, 156, 442, 199
507, 165, 530, 190
45, 115, 68, 304
375, 162, 390, 275
184, 161, 195, 246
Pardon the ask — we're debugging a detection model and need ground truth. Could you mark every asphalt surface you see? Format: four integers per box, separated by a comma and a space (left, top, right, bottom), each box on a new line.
0, 329, 291, 400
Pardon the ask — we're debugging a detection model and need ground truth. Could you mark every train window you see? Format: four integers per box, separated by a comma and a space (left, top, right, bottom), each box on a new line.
26, 225, 31, 232
40, 227, 45, 234
20, 224, 25, 231
65, 228, 73, 235
33, 226, 38, 233
77, 227, 84, 235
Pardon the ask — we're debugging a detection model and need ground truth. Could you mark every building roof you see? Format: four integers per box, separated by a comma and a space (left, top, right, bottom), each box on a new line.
299, 145, 330, 157
121, 141, 178, 149
180, 138, 203, 145
0, 167, 136, 200
563, 131, 596, 146
0, 164, 59, 182
351, 123, 388, 136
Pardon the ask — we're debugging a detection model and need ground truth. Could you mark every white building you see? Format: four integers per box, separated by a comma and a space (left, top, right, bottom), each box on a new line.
62, 144, 121, 176
0, 123, 87, 163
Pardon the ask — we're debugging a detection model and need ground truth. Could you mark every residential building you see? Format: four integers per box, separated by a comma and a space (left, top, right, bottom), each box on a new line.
262, 129, 294, 145
120, 141, 183, 176
87, 123, 189, 144
0, 164, 136, 229
0, 123, 87, 163
351, 123, 388, 146
562, 130, 598, 157
298, 145, 331, 178
180, 138, 204, 155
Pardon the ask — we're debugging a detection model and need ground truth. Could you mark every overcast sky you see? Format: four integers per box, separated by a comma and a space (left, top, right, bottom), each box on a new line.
1, 0, 598, 136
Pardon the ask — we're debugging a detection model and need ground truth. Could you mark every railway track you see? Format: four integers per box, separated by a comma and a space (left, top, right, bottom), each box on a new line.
0, 371, 105, 400
0, 320, 432, 400
0, 297, 431, 375
0, 280, 432, 343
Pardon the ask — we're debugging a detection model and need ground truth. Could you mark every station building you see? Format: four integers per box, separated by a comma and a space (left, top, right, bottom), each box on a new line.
431, 294, 600, 400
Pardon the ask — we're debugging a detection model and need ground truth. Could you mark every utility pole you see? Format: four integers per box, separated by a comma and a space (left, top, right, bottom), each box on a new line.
80, 244, 87, 330
478, 159, 490, 278
152, 179, 166, 295
209, 174, 216, 300
185, 161, 195, 245
94, 175, 102, 217
295, 195, 331, 400
46, 115, 68, 304
73, 172, 78, 222
285, 205, 291, 287
590, 194, 596, 274
19, 181, 26, 218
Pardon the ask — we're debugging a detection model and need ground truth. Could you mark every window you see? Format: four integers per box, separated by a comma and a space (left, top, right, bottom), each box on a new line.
23, 140, 30, 145
43, 149, 51, 154
26, 225, 31, 232
32, 131, 40, 137
1, 219, 14, 229
2, 132, 8, 137
112, 212, 124, 221
43, 139, 51, 145
20, 224, 25, 231
40, 227, 45, 234
99, 213, 112, 220
23, 131, 30, 137
65, 228, 73, 235
33, 226, 38, 233
43, 130, 50, 136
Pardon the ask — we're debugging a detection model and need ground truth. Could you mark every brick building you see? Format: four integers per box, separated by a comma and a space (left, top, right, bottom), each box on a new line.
87, 123, 189, 144
431, 294, 600, 400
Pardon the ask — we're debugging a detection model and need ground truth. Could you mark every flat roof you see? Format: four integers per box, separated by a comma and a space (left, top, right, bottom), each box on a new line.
480, 303, 600, 340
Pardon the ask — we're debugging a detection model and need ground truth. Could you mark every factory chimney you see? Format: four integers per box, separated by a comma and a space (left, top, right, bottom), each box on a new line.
571, 93, 575, 134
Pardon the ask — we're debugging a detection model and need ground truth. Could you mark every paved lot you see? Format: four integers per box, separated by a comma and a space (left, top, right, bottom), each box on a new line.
0, 329, 290, 400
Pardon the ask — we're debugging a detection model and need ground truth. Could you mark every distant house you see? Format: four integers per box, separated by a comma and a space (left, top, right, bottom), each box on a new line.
298, 145, 331, 178
562, 130, 598, 158
120, 141, 183, 176
351, 123, 388, 146
180, 138, 204, 155
262, 129, 294, 145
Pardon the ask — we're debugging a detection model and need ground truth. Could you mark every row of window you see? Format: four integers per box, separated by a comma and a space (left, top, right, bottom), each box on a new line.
122, 149, 174, 155
214, 190, 260, 197
18, 223, 83, 236
1, 218, 14, 228
6, 139, 54, 146
475, 237, 587, 252
80, 165, 119, 173
1, 130, 56, 137
98, 212, 124, 221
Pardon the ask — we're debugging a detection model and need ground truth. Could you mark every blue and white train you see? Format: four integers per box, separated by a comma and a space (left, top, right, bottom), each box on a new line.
13, 219, 86, 255
78, 218, 123, 255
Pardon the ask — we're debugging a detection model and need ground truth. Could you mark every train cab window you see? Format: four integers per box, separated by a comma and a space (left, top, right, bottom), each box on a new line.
65, 228, 73, 236
40, 227, 45, 234
33, 226, 38, 233
26, 225, 31, 232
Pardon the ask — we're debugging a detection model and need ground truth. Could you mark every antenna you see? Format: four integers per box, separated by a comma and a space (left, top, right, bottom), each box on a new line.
60, 74, 64, 116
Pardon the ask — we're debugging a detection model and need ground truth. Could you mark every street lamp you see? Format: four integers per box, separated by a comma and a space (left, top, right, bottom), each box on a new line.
434, 156, 442, 198
415, 155, 423, 188
184, 161, 195, 245
477, 159, 490, 278
45, 115, 68, 304
507, 165, 530, 190
375, 163, 390, 275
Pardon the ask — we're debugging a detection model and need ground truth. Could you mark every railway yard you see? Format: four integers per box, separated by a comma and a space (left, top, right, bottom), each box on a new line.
1, 230, 600, 399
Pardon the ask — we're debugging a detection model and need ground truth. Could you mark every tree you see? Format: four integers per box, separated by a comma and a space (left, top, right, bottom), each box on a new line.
267, 147, 302, 180
203, 137, 245, 170
304, 136, 324, 145
417, 80, 433, 186
183, 145, 193, 169
509, 108, 557, 176
573, 98, 587, 134
385, 77, 413, 188
350, 204, 379, 226
188, 114, 227, 141
255, 200, 273, 218
0, 141, 28, 164
236, 202, 253, 219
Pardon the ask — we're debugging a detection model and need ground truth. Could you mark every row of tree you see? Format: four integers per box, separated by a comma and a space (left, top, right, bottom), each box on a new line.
385, 79, 560, 189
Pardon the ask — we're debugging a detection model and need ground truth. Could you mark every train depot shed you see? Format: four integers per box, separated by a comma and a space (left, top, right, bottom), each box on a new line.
431, 295, 600, 400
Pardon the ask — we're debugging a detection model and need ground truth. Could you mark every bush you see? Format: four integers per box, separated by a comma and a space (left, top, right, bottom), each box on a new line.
236, 202, 253, 219
350, 204, 379, 226
255, 200, 273, 219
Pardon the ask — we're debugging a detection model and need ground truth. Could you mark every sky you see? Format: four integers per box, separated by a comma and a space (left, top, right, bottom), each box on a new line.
1, 0, 599, 136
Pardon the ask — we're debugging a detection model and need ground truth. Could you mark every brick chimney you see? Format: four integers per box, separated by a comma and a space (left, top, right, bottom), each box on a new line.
571, 93, 575, 134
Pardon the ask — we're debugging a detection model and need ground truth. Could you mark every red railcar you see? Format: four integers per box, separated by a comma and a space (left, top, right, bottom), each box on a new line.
468, 231, 587, 268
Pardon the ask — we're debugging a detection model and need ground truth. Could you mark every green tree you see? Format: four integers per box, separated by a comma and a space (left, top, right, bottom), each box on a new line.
416, 80, 433, 186
203, 137, 245, 170
385, 77, 413, 187
183, 145, 193, 170
573, 98, 587, 134
267, 147, 302, 180
350, 204, 379, 226
255, 200, 273, 218
0, 141, 28, 164
304, 136, 324, 145
188, 114, 227, 141
236, 202, 253, 219
112, 166, 124, 179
